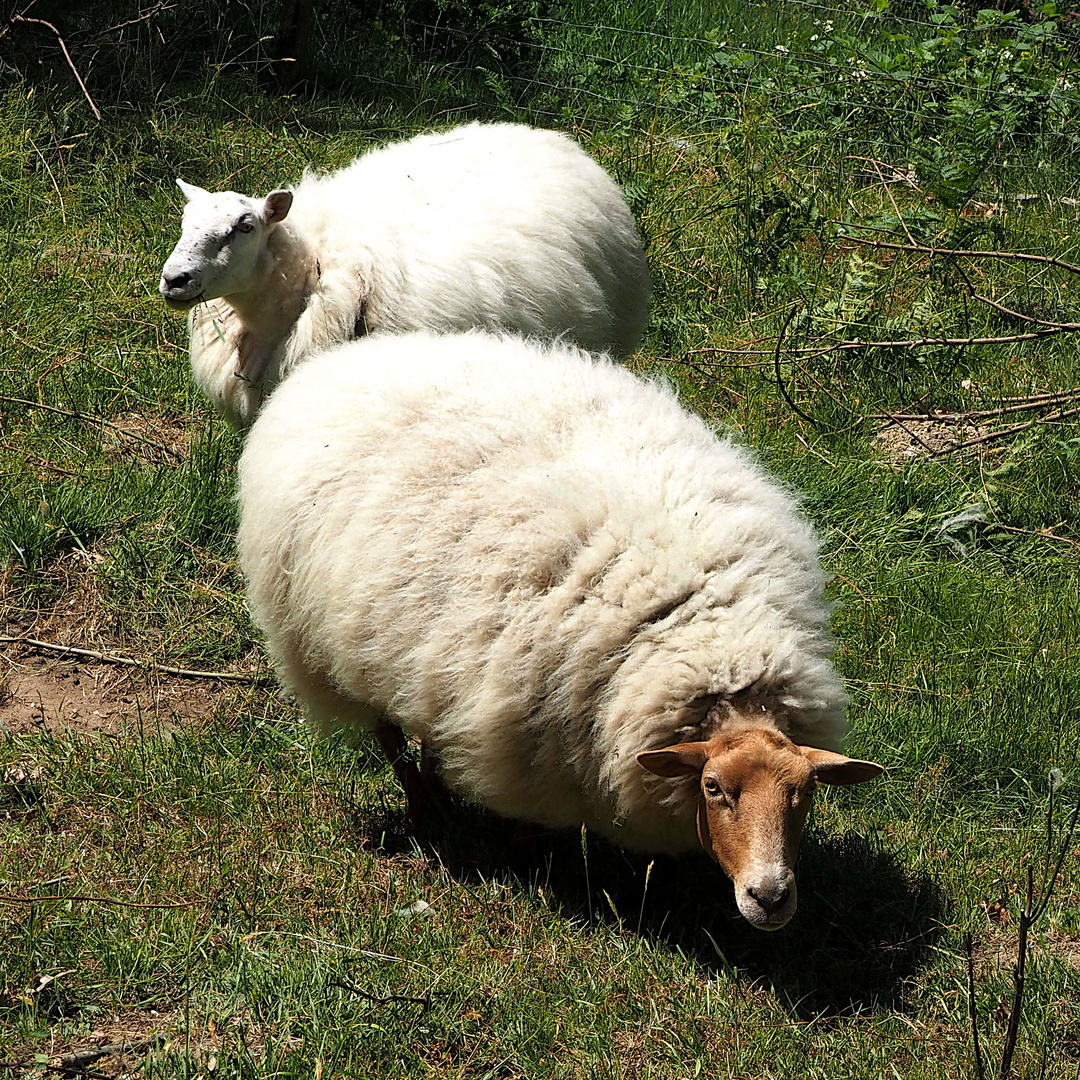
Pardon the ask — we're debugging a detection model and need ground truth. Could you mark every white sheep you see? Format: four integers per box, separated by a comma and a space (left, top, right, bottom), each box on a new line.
237, 331, 882, 930
159, 121, 651, 428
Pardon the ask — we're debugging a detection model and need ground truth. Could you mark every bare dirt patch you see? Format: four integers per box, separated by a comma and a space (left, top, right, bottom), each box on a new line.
0, 648, 219, 736
0, 1004, 221, 1078
873, 416, 991, 464
2, 555, 263, 737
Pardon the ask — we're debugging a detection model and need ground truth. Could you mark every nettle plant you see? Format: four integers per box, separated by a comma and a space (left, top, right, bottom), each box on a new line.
656, 2, 1078, 206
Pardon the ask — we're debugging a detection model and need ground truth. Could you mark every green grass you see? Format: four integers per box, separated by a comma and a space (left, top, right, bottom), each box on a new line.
3, 1, 1080, 1076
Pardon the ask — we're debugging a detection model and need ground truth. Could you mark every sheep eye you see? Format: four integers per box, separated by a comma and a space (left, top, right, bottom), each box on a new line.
703, 778, 724, 799
237, 220, 255, 234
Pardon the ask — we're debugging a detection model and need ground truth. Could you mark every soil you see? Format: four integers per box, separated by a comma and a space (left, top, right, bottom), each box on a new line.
1, 569, 244, 737
0, 646, 219, 737
873, 416, 990, 464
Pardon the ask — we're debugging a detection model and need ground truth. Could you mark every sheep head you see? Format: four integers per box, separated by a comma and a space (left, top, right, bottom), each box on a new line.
159, 179, 294, 309
638, 728, 882, 930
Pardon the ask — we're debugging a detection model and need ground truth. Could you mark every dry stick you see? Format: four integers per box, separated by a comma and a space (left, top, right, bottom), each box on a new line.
10, 14, 102, 120
931, 404, 1080, 457
0, 890, 209, 908
685, 321, 1074, 359
993, 390, 1080, 405
984, 521, 1079, 548
773, 307, 817, 426
0, 635, 272, 684
967, 934, 987, 1080
88, 1, 176, 39
870, 389, 1080, 423
972, 291, 1080, 331
0, 396, 182, 461
58, 1034, 170, 1068
835, 231, 1080, 277
328, 977, 431, 1011
0, 1063, 113, 1080
870, 157, 919, 247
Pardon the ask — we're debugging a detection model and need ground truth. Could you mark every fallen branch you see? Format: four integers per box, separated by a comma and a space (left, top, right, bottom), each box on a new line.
0, 396, 183, 461
836, 231, 1080, 277
870, 389, 1080, 424
329, 976, 431, 1011
988, 522, 1080, 549
86, 1, 176, 41
58, 1033, 170, 1068
773, 306, 817, 426
676, 324, 1072, 360
0, 1063, 112, 1080
972, 292, 1080, 331
0, 635, 273, 684
0, 890, 210, 908
9, 14, 102, 120
932, 404, 1080, 456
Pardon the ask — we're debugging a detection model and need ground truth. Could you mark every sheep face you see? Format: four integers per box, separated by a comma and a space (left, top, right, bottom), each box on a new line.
638, 728, 882, 930
159, 179, 293, 309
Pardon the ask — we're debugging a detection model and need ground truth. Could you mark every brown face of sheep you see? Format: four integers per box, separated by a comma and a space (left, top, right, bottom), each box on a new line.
637, 729, 883, 930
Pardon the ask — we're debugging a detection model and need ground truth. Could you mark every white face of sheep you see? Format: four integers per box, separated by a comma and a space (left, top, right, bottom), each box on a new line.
159, 179, 294, 309
638, 729, 883, 930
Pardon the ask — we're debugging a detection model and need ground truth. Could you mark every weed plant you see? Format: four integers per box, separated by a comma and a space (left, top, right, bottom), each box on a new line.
1, 0, 1079, 1076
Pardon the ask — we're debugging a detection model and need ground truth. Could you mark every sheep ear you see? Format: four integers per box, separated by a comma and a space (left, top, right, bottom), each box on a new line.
176, 178, 209, 201
637, 741, 710, 778
261, 189, 293, 224
800, 746, 884, 786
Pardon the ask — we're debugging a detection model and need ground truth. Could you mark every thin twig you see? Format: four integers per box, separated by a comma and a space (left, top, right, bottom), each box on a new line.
0, 635, 272, 684
686, 324, 1074, 358
58, 1033, 170, 1068
869, 390, 1080, 423
773, 307, 817, 426
967, 934, 987, 1080
0, 891, 210, 908
869, 157, 919, 247
931, 404, 1080, 456
972, 292, 1080, 331
0, 1063, 113, 1080
87, 1, 176, 40
836, 231, 1080, 277
990, 522, 1080, 549
328, 977, 431, 1011
10, 15, 102, 120
0, 396, 183, 460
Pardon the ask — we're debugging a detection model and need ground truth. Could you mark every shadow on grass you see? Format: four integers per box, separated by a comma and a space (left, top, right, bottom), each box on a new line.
342, 795, 943, 1019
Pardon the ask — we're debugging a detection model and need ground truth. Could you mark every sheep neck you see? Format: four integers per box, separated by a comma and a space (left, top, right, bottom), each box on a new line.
702, 694, 784, 739
223, 222, 319, 386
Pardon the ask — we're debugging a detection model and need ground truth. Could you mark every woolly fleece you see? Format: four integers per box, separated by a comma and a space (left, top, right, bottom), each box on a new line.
181, 122, 650, 427
237, 331, 849, 853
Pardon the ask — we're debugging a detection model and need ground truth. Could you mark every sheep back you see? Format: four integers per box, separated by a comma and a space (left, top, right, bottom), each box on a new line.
238, 331, 848, 853
298, 123, 650, 353
192, 122, 650, 425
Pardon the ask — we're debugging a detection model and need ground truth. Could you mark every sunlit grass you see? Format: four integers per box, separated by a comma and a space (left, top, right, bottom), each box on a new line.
2, 3, 1080, 1076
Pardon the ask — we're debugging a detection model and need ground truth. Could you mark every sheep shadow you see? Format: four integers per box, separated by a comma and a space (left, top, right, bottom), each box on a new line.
341, 795, 944, 1019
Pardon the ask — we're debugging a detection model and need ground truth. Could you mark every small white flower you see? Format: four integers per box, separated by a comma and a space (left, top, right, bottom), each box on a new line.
775, 44, 789, 54
810, 34, 819, 42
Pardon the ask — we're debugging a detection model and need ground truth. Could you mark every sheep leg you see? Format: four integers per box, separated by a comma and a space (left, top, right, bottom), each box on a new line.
420, 740, 451, 805
374, 720, 445, 823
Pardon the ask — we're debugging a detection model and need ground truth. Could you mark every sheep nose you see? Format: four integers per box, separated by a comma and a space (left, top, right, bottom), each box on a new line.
748, 883, 790, 914
162, 270, 193, 291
